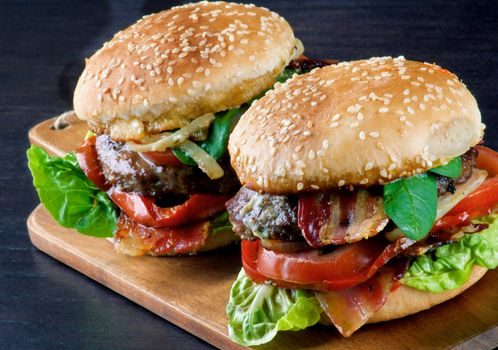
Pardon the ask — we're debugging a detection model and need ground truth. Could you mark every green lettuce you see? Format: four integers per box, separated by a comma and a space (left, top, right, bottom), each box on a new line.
401, 214, 498, 292
210, 211, 232, 235
226, 269, 321, 346
27, 145, 118, 237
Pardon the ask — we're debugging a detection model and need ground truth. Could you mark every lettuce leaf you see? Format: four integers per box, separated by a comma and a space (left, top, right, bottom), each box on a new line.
401, 214, 498, 292
27, 145, 118, 237
226, 269, 321, 346
210, 211, 232, 235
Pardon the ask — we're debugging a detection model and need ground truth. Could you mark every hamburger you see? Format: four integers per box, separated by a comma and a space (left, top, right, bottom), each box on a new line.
225, 56, 498, 345
27, 1, 333, 256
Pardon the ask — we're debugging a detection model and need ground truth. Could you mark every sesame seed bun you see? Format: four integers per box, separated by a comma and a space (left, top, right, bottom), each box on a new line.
229, 57, 483, 194
73, 1, 296, 141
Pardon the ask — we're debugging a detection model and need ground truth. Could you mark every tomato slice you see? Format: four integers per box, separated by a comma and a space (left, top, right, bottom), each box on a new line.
141, 150, 184, 167
475, 146, 498, 177
432, 176, 498, 232
109, 189, 231, 228
241, 240, 267, 284
75, 135, 110, 191
448, 176, 498, 215
432, 147, 498, 232
242, 237, 414, 291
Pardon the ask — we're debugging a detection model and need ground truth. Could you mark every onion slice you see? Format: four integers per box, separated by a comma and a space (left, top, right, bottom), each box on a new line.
292, 38, 305, 60
178, 140, 224, 179
127, 113, 215, 152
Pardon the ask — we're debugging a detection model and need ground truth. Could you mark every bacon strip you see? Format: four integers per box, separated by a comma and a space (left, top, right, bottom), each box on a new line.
298, 190, 389, 247
316, 261, 408, 337
113, 214, 210, 256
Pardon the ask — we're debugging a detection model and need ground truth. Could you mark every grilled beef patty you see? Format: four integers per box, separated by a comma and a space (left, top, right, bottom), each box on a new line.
226, 187, 302, 241
95, 135, 240, 197
228, 148, 478, 241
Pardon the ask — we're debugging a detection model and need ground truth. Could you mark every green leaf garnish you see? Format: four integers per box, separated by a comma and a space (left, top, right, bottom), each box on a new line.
430, 157, 462, 178
27, 145, 118, 237
227, 269, 321, 346
383, 173, 438, 240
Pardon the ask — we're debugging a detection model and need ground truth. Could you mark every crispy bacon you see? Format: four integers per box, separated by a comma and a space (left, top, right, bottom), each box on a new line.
113, 214, 210, 256
298, 190, 389, 247
316, 260, 408, 337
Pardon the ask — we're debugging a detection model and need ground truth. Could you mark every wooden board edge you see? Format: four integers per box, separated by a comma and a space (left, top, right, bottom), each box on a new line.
29, 117, 64, 157
27, 205, 246, 350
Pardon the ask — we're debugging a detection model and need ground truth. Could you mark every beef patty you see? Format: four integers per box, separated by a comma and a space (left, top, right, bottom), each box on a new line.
228, 148, 478, 242
95, 135, 240, 197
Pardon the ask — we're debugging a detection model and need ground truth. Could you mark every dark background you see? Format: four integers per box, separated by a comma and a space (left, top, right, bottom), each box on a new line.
1, 0, 497, 349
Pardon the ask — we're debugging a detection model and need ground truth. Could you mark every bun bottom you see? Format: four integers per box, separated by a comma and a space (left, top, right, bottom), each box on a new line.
109, 229, 239, 256
368, 265, 487, 323
318, 266, 487, 327
199, 230, 240, 253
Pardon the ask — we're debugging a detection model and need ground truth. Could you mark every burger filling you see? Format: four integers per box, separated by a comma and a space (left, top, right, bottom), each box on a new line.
228, 147, 478, 244
226, 146, 498, 346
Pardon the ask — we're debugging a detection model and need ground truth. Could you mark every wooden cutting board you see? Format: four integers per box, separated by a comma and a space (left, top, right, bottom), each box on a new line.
28, 114, 498, 350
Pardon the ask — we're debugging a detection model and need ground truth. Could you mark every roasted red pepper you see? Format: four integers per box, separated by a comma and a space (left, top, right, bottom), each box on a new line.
75, 134, 110, 191
109, 189, 231, 228
140, 150, 185, 167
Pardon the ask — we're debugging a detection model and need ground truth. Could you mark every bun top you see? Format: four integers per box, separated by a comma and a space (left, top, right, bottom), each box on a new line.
73, 1, 296, 141
229, 57, 483, 194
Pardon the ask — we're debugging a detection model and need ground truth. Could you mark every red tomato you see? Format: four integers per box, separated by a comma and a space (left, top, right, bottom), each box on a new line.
241, 240, 267, 284
432, 146, 498, 232
75, 135, 110, 191
140, 150, 184, 167
475, 146, 498, 176
109, 189, 231, 228
448, 176, 498, 215
432, 176, 498, 232
241, 238, 411, 291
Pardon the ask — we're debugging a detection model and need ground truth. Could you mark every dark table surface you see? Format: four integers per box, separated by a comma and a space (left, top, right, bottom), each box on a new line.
1, 0, 497, 349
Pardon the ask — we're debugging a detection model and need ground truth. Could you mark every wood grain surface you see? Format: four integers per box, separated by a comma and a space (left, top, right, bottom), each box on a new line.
27, 116, 498, 349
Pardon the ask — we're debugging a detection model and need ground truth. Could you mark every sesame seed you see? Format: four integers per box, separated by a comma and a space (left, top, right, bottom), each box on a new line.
407, 106, 415, 114
359, 131, 366, 140
365, 162, 374, 171
379, 107, 389, 113
347, 104, 361, 113
338, 180, 346, 186
369, 131, 379, 138
297, 183, 304, 191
